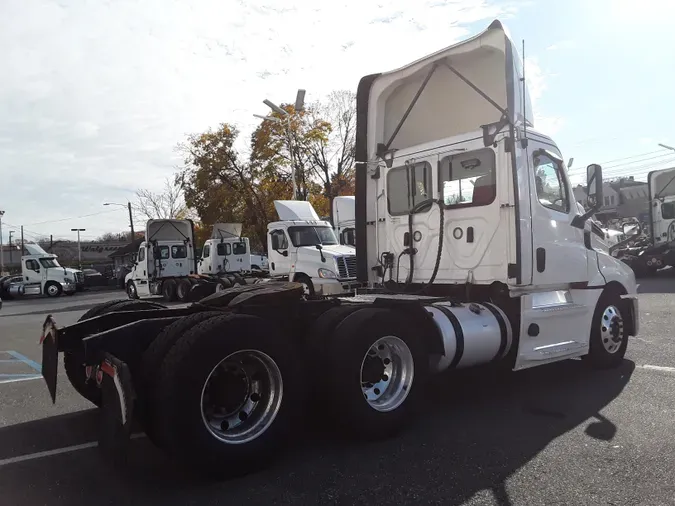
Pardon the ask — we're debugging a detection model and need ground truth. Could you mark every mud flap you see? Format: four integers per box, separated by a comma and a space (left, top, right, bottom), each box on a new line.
40, 315, 58, 404
98, 354, 136, 465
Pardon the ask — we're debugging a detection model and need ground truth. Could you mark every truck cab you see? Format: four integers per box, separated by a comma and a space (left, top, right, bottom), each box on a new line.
267, 200, 359, 295
356, 19, 638, 369
198, 223, 268, 275
18, 244, 83, 297
125, 219, 196, 299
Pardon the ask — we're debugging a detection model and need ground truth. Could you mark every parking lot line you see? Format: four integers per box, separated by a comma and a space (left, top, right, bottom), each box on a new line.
0, 433, 145, 468
641, 364, 675, 374
0, 376, 42, 384
6, 351, 42, 372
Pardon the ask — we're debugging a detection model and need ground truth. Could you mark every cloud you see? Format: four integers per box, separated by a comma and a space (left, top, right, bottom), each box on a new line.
0, 0, 520, 240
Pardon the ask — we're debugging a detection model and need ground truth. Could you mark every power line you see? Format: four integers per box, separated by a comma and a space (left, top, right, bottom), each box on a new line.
25, 208, 124, 226
568, 150, 672, 175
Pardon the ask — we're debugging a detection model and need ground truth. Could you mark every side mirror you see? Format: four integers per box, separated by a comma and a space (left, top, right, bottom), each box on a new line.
281, 250, 289, 257
622, 223, 640, 237
571, 164, 603, 229
586, 163, 603, 210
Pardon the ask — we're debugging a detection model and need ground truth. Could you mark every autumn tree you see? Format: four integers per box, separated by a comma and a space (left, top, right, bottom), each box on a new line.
178, 124, 274, 251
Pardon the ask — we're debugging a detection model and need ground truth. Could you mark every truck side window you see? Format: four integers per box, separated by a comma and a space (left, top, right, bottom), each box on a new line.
270, 230, 288, 250
138, 248, 145, 262
171, 245, 187, 258
387, 161, 432, 215
216, 243, 231, 256
203, 244, 210, 258
439, 149, 496, 208
662, 202, 675, 220
159, 246, 170, 259
233, 242, 247, 255
26, 259, 39, 271
533, 152, 570, 213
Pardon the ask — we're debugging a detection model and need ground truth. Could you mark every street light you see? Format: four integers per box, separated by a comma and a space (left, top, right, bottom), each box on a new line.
103, 202, 135, 242
256, 90, 306, 200
0, 210, 4, 275
71, 228, 86, 270
658, 143, 675, 153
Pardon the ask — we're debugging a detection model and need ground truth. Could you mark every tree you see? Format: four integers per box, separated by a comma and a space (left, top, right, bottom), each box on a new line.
94, 232, 129, 242
178, 124, 274, 251
134, 177, 188, 221
249, 90, 356, 218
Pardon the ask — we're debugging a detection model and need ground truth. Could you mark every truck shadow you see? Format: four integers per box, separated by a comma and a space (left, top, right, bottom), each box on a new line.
0, 359, 634, 506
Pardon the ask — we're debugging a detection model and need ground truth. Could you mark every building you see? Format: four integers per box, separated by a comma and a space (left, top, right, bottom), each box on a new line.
573, 177, 649, 224
108, 238, 144, 270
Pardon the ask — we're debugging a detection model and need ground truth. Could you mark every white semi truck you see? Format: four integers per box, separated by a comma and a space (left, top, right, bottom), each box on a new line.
39, 20, 638, 480
198, 223, 268, 275
1, 243, 84, 298
267, 200, 359, 295
614, 167, 675, 275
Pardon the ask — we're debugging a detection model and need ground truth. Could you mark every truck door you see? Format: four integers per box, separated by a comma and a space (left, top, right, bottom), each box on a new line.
528, 146, 588, 286
515, 144, 591, 369
23, 259, 42, 286
134, 246, 151, 297
200, 243, 212, 274
268, 229, 291, 277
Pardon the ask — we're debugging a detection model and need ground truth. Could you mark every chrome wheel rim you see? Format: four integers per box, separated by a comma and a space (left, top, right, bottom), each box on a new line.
47, 285, 58, 296
200, 349, 283, 445
128, 283, 136, 298
600, 305, 624, 354
360, 335, 414, 412
215, 282, 225, 293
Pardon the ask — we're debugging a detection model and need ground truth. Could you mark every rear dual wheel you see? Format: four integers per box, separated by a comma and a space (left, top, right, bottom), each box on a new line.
152, 313, 304, 477
310, 307, 429, 439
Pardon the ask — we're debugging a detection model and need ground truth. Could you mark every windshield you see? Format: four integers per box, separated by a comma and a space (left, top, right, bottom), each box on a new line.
39, 258, 61, 268
287, 226, 338, 247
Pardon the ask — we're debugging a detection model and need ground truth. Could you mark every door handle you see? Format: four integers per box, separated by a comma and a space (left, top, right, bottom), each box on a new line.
536, 248, 546, 272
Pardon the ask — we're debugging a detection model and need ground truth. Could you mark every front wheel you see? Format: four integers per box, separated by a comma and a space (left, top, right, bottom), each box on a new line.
585, 292, 629, 369
295, 274, 315, 297
127, 281, 138, 299
44, 282, 62, 298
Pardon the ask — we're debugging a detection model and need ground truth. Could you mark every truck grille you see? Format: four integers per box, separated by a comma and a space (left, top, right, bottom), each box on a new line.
336, 255, 357, 279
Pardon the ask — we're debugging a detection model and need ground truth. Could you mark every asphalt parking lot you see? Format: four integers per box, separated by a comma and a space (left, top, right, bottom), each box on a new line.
1, 283, 674, 506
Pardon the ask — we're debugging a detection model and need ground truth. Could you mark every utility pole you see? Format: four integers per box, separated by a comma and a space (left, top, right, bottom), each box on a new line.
20, 226, 24, 255
71, 228, 85, 270
0, 210, 5, 275
8, 230, 13, 264
103, 202, 134, 242
50, 234, 53, 251
128, 202, 135, 241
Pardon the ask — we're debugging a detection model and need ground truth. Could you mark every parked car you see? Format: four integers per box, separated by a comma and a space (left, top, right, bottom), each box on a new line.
82, 268, 108, 288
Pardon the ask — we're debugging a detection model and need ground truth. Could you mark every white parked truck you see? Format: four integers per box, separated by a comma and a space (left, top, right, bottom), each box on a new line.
332, 195, 356, 247
38, 20, 638, 481
614, 167, 675, 275
198, 223, 269, 275
267, 200, 360, 295
4, 243, 84, 298
125, 219, 200, 302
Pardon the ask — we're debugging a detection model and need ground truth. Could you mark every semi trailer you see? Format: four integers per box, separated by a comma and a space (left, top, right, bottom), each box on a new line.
39, 19, 638, 479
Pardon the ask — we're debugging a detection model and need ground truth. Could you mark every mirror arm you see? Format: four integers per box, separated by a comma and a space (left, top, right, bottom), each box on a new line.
571, 202, 602, 229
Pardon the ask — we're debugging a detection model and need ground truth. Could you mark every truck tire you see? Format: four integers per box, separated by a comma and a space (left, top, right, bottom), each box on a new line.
231, 274, 246, 286
162, 279, 177, 301
176, 278, 192, 302
323, 307, 429, 440
215, 277, 232, 292
127, 280, 139, 299
64, 299, 165, 407
294, 274, 315, 296
584, 291, 629, 369
44, 281, 62, 298
155, 313, 304, 477
138, 310, 226, 447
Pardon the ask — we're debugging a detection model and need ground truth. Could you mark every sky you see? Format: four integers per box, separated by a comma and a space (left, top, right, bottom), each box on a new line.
1, 0, 674, 244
